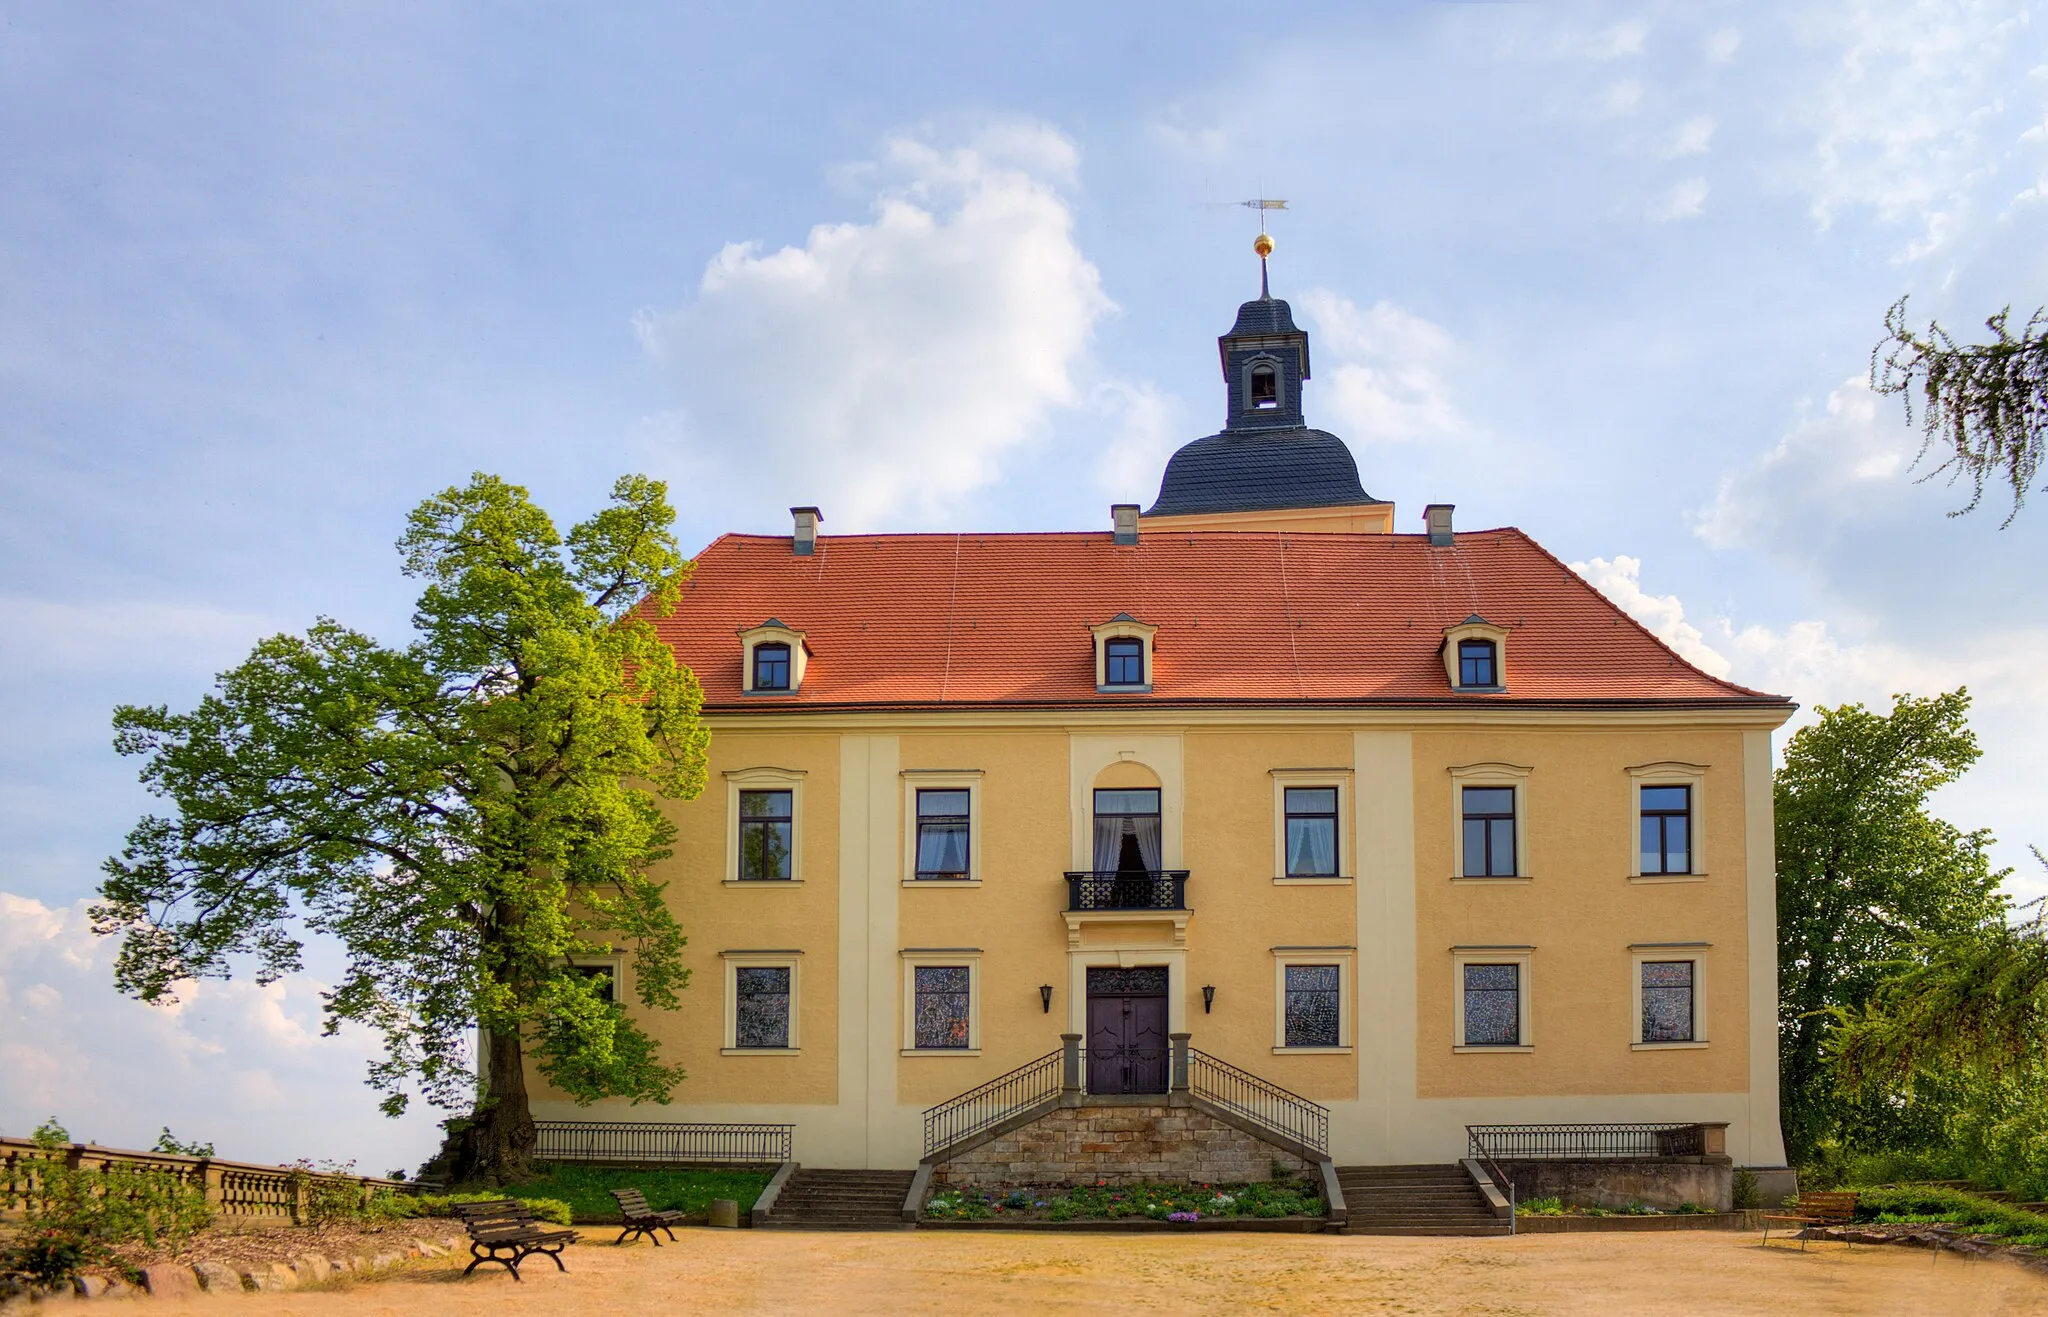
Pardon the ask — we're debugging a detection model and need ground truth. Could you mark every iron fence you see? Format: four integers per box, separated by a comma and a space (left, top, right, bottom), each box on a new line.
1062, 870, 1190, 912
533, 1121, 792, 1165
922, 1048, 1065, 1158
1465, 1123, 1707, 1161
1188, 1048, 1329, 1156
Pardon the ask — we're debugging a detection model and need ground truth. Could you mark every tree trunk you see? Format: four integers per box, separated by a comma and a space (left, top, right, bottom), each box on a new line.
448, 1026, 538, 1186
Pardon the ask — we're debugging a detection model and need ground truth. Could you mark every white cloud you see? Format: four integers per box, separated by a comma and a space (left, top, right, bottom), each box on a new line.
1705, 28, 1743, 64
1665, 115, 1717, 158
1567, 555, 1733, 678
1795, 0, 2038, 256
1567, 20, 1649, 61
1297, 291, 1466, 444
1600, 78, 1645, 117
1090, 381, 1185, 500
1648, 176, 1711, 221
633, 123, 1113, 531
0, 891, 443, 1170
1695, 376, 1916, 552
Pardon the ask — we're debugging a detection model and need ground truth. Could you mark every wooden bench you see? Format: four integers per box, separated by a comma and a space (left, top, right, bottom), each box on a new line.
1761, 1191, 1860, 1248
453, 1198, 580, 1280
609, 1187, 686, 1246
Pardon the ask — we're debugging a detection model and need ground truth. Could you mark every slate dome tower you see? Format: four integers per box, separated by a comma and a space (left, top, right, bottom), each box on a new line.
1141, 241, 1393, 534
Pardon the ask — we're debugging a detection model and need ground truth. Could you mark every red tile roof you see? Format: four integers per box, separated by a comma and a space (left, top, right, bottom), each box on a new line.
652, 529, 1789, 712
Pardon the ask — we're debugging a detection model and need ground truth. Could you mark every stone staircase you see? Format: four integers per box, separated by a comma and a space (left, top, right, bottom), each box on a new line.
1338, 1164, 1511, 1236
758, 1168, 917, 1230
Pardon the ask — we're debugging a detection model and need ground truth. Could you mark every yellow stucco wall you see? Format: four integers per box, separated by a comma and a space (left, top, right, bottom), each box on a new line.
527, 711, 1784, 1167
1411, 728, 1750, 1098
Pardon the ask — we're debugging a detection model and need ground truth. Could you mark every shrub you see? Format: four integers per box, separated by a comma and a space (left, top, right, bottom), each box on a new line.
400, 1192, 573, 1226
0, 1118, 212, 1285
1518, 1197, 1564, 1216
1731, 1167, 1760, 1210
1854, 1186, 2048, 1242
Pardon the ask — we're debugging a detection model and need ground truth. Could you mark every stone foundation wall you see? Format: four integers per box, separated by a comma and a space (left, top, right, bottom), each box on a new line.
934, 1104, 1310, 1187
1499, 1159, 1733, 1213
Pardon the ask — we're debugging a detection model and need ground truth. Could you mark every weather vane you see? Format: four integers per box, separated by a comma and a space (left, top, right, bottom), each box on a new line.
1239, 198, 1287, 297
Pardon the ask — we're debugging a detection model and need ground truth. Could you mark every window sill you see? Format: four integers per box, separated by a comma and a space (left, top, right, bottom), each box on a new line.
739, 688, 799, 697
723, 879, 805, 887
1628, 873, 1707, 884
1631, 1040, 1709, 1051
1272, 875, 1353, 886
1271, 1045, 1352, 1055
900, 1048, 981, 1057
720, 1047, 800, 1057
903, 879, 982, 888
1450, 875, 1533, 885
1453, 1044, 1534, 1054
1095, 685, 1153, 695
1454, 685, 1506, 694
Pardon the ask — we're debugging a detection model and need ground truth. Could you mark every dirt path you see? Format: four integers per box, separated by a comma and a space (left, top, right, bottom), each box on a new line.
145, 1228, 2046, 1315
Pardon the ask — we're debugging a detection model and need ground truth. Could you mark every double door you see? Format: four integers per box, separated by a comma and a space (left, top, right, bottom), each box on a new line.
1085, 966, 1168, 1095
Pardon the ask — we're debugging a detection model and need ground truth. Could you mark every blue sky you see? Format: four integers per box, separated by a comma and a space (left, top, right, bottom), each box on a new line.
3, 1, 2045, 1173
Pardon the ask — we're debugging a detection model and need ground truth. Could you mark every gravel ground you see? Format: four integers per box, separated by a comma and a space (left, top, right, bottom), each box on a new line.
115, 1217, 462, 1273
132, 1226, 2048, 1315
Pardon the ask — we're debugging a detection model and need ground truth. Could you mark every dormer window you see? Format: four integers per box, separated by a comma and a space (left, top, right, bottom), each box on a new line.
1250, 363, 1278, 409
1441, 615, 1509, 692
739, 620, 809, 694
1458, 640, 1497, 688
1104, 638, 1145, 686
753, 643, 791, 691
1090, 614, 1158, 694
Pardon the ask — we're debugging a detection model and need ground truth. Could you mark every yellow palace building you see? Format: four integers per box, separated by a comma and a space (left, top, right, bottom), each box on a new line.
532, 258, 1796, 1229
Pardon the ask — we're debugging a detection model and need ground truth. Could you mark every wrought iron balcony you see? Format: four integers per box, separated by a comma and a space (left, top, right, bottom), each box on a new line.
1063, 869, 1190, 912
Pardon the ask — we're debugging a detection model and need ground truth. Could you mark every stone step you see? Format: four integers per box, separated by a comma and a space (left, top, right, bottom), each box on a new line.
1346, 1224, 1513, 1236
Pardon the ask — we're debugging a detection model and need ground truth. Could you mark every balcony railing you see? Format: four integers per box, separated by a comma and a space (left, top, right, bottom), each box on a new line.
533, 1121, 793, 1165
1466, 1123, 1710, 1161
1063, 869, 1190, 912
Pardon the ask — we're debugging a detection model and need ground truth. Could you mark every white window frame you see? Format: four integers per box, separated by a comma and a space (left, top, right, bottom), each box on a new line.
1627, 762, 1708, 881
1441, 617, 1510, 692
1631, 944, 1709, 1050
724, 766, 806, 885
900, 769, 985, 886
900, 949, 982, 1056
1270, 769, 1354, 884
1451, 946, 1534, 1053
720, 950, 801, 1055
1448, 762, 1532, 882
562, 954, 625, 1005
1271, 947, 1354, 1054
1091, 614, 1158, 694
738, 620, 809, 694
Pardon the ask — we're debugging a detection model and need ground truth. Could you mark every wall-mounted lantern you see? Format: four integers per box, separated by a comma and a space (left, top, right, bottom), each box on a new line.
1039, 984, 1055, 1014
1202, 984, 1216, 1014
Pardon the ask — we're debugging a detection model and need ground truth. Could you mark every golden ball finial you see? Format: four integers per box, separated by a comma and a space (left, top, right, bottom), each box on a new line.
1253, 232, 1274, 258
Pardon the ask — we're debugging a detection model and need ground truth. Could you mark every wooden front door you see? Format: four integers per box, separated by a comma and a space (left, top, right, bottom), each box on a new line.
1085, 966, 1169, 1094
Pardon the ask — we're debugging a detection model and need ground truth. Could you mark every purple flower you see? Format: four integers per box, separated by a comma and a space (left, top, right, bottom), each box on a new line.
1167, 1211, 1200, 1223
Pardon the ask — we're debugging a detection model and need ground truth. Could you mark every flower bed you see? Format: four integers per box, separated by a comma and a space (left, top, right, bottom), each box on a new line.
1516, 1197, 1719, 1218
925, 1178, 1324, 1223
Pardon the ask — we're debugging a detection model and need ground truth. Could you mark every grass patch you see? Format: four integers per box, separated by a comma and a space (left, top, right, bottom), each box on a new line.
486, 1165, 772, 1224
1853, 1186, 2048, 1247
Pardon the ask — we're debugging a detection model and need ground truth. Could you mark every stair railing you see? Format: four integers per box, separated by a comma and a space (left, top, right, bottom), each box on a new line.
922, 1047, 1065, 1158
1186, 1046, 1329, 1157
1464, 1126, 1518, 1234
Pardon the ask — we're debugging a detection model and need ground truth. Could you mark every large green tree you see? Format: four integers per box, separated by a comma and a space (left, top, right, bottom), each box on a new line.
1872, 298, 2048, 524
95, 473, 709, 1182
1775, 689, 2007, 1161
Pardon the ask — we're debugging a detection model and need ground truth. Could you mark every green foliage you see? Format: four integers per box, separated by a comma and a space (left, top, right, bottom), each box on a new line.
1731, 1167, 1760, 1211
151, 1128, 214, 1158
1774, 690, 2007, 1162
400, 1191, 573, 1226
1518, 1197, 1564, 1216
1854, 1186, 2048, 1245
483, 1164, 770, 1222
93, 474, 711, 1176
0, 1119, 212, 1284
1872, 297, 2048, 524
924, 1178, 1325, 1221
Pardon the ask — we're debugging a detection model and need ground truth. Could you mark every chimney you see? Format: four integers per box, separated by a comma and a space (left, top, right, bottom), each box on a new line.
1111, 504, 1140, 546
791, 506, 822, 556
1424, 503, 1455, 547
